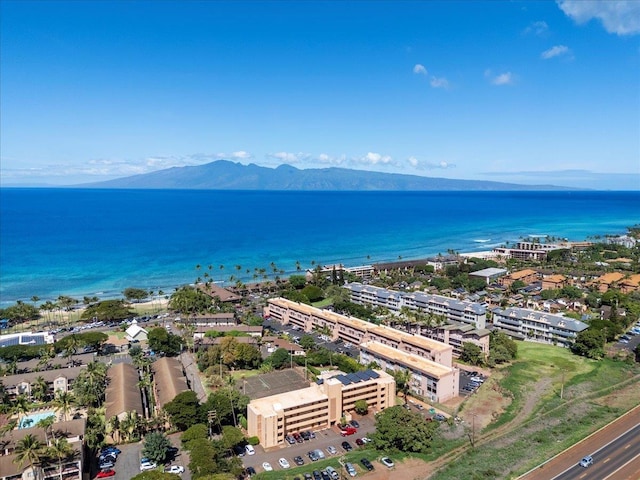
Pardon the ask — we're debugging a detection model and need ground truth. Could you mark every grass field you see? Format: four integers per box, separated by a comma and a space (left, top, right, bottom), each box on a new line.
428, 342, 640, 479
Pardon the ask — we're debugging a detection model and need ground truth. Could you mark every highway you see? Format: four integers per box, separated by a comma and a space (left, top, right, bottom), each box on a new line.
552, 423, 640, 480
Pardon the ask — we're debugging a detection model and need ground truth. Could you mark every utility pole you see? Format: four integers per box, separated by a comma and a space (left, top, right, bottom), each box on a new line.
560, 369, 565, 400
207, 410, 217, 438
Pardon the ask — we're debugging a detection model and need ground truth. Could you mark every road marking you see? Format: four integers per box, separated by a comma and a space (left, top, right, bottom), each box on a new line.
602, 452, 640, 480
624, 444, 631, 449
579, 474, 587, 479
604, 457, 610, 463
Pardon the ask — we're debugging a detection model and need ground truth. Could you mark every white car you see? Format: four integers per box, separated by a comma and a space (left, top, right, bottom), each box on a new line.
140, 461, 157, 471
278, 457, 290, 469
327, 445, 338, 455
245, 444, 255, 455
165, 465, 185, 474
380, 457, 395, 468
262, 462, 273, 471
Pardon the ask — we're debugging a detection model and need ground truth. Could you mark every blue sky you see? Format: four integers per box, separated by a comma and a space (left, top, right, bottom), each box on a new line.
1, 1, 639, 189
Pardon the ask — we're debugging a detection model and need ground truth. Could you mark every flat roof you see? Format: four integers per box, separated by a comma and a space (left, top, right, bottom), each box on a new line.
241, 369, 311, 400
368, 325, 452, 353
361, 341, 454, 379
249, 383, 328, 416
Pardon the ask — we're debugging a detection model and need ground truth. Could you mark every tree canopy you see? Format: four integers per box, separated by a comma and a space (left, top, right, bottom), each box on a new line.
81, 300, 133, 321
164, 391, 201, 431
571, 329, 606, 359
148, 328, 183, 357
371, 405, 438, 453
123, 288, 150, 303
142, 431, 172, 464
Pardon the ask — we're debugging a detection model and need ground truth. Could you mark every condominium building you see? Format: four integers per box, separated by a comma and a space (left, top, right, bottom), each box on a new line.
247, 369, 394, 448
500, 269, 539, 288
105, 363, 144, 421
2, 366, 86, 401
344, 282, 487, 330
492, 241, 563, 261
265, 298, 454, 366
417, 323, 490, 358
492, 307, 588, 347
0, 419, 85, 480
152, 357, 189, 409
360, 341, 458, 402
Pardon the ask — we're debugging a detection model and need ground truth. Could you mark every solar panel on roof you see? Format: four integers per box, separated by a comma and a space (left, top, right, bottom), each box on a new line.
337, 375, 351, 385
368, 370, 379, 379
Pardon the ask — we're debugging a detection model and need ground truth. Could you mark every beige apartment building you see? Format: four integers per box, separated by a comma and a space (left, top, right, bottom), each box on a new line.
360, 341, 458, 402
247, 369, 394, 448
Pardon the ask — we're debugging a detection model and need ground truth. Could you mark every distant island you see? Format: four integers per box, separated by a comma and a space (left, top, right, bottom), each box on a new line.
78, 160, 578, 191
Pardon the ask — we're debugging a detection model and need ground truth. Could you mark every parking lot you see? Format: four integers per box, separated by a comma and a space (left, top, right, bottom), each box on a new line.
240, 414, 377, 475
263, 319, 359, 358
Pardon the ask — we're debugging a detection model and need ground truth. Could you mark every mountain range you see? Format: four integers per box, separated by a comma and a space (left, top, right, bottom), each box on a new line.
80, 160, 574, 190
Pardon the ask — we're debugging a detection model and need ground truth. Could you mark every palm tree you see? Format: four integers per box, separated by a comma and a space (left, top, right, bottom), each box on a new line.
107, 416, 121, 443
31, 376, 49, 403
52, 391, 76, 422
35, 416, 55, 445
47, 436, 74, 480
12, 394, 31, 427
120, 411, 141, 442
13, 434, 45, 480
31, 296, 40, 328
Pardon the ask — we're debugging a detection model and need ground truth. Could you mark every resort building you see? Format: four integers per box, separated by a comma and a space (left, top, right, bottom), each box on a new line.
344, 265, 374, 281
247, 369, 394, 448
182, 312, 237, 326
152, 357, 189, 410
359, 341, 458, 402
492, 307, 588, 347
619, 274, 640, 294
198, 283, 242, 303
541, 274, 568, 291
105, 363, 143, 421
344, 282, 487, 330
492, 241, 564, 261
193, 325, 263, 339
590, 272, 625, 293
1, 366, 86, 401
0, 418, 85, 480
500, 269, 539, 288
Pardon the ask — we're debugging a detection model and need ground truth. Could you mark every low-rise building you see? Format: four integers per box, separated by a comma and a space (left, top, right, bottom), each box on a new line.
542, 274, 567, 291
590, 272, 625, 293
492, 307, 588, 347
125, 323, 148, 342
469, 267, 508, 285
2, 366, 86, 401
0, 331, 54, 348
500, 269, 539, 288
152, 357, 189, 410
0, 418, 85, 480
247, 369, 394, 448
105, 363, 143, 421
493, 241, 564, 261
619, 274, 640, 294
418, 323, 490, 358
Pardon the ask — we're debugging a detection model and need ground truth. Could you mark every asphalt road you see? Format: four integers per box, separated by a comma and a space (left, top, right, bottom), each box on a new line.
520, 405, 640, 480
551, 423, 640, 480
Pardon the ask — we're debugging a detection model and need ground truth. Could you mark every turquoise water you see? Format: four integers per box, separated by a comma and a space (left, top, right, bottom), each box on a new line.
18, 411, 56, 429
1, 189, 638, 306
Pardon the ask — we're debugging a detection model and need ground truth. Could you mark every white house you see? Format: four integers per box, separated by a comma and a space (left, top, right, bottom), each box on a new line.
125, 323, 148, 342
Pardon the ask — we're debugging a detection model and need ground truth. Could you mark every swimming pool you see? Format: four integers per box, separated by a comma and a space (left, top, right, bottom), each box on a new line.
18, 411, 56, 429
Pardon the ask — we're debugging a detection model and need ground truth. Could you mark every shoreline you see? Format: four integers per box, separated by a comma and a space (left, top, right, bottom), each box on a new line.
0, 232, 628, 309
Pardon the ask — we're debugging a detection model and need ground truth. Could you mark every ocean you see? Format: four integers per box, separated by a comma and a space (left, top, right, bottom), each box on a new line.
1, 189, 638, 306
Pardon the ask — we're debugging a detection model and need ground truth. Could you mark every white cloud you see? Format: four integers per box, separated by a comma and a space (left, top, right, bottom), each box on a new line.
413, 64, 428, 75
266, 151, 311, 164
407, 156, 455, 170
429, 76, 450, 89
485, 69, 515, 86
557, 0, 640, 35
357, 152, 393, 166
541, 44, 572, 59
523, 20, 549, 36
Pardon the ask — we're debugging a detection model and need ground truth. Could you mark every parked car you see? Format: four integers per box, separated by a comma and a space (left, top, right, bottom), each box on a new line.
434, 413, 447, 421
341, 441, 353, 451
320, 470, 331, 480
300, 430, 311, 440
308, 450, 319, 461
101, 447, 121, 456
245, 444, 255, 455
99, 459, 115, 470
312, 470, 322, 480
165, 465, 185, 474
380, 457, 395, 468
293, 432, 303, 443
95, 470, 115, 478
360, 458, 374, 471
233, 445, 245, 456
355, 438, 364, 446
278, 458, 290, 469
313, 448, 325, 460
139, 461, 157, 472
262, 462, 273, 472
325, 466, 340, 480
349, 419, 360, 428
326, 445, 337, 455
286, 435, 296, 444
344, 462, 357, 477
579, 455, 594, 468
294, 455, 305, 466
341, 426, 357, 436
245, 466, 256, 477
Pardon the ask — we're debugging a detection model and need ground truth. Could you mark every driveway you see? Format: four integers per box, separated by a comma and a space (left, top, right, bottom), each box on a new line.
110, 441, 143, 480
